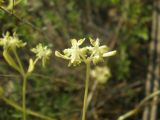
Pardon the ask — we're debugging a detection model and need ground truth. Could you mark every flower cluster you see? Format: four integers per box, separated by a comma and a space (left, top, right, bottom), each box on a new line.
91, 66, 111, 84
0, 32, 52, 75
0, 32, 26, 51
27, 44, 52, 74
0, 32, 27, 73
55, 39, 86, 66
55, 38, 116, 66
31, 43, 52, 67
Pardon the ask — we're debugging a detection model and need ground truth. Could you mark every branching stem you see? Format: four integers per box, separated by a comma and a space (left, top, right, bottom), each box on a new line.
1, 96, 54, 120
13, 48, 27, 120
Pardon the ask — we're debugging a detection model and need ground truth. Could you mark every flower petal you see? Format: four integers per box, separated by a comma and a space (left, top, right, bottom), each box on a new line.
89, 37, 95, 46
77, 38, 85, 45
55, 51, 70, 60
95, 38, 100, 46
27, 58, 35, 74
71, 39, 78, 46
89, 37, 100, 47
103, 50, 117, 57
63, 48, 72, 55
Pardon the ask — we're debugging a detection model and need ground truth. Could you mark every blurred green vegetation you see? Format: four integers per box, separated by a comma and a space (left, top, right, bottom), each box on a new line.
0, 0, 152, 120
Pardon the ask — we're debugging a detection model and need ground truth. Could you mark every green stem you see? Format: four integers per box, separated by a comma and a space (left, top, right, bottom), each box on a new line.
12, 48, 27, 120
1, 97, 55, 120
22, 75, 27, 120
82, 60, 91, 120
12, 48, 25, 76
3, 50, 21, 73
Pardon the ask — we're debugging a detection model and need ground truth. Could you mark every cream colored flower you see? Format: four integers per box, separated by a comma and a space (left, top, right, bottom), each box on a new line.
103, 51, 117, 57
55, 37, 116, 66
91, 66, 111, 84
0, 32, 26, 50
55, 38, 87, 66
89, 38, 116, 64
31, 43, 52, 67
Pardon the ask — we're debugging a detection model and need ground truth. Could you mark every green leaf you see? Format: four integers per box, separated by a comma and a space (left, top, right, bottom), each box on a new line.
3, 50, 21, 73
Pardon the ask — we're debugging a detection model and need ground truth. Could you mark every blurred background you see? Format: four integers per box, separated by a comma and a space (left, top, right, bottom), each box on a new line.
0, 0, 159, 120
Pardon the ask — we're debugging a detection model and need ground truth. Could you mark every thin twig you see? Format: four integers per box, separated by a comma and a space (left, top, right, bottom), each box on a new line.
118, 91, 160, 120
150, 2, 160, 120
86, 81, 98, 109
143, 1, 160, 120
0, 6, 50, 41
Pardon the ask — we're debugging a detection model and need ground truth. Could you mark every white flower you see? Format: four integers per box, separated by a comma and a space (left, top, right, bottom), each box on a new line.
103, 50, 117, 57
0, 32, 26, 50
0, 32, 26, 73
55, 37, 116, 66
31, 43, 52, 67
91, 66, 111, 84
55, 38, 87, 66
89, 38, 116, 64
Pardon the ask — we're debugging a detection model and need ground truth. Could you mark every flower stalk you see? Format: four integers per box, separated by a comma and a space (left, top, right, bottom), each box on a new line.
55, 37, 116, 120
0, 94, 55, 120
82, 60, 91, 120
22, 75, 27, 120
0, 32, 52, 120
